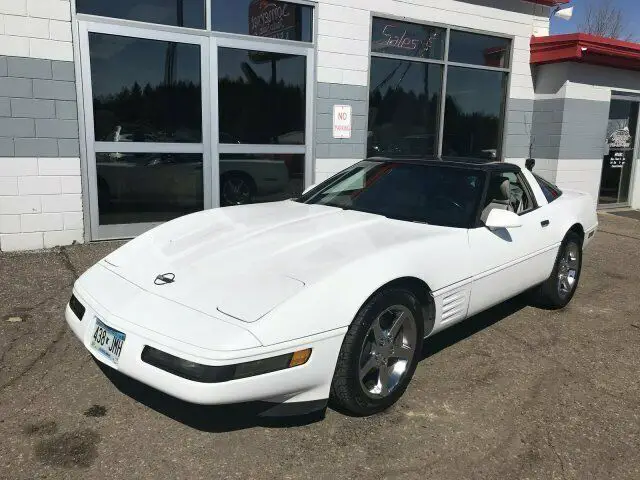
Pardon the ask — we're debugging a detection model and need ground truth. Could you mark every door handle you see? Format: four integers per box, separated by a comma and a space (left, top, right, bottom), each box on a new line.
541, 220, 550, 227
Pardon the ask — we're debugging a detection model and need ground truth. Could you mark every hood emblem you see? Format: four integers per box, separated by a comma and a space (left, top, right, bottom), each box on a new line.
154, 273, 175, 285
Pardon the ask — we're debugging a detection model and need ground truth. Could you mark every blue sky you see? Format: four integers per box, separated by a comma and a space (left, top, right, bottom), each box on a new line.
550, 0, 640, 40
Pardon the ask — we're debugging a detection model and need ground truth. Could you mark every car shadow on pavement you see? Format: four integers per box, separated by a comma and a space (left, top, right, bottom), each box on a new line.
420, 294, 528, 361
95, 360, 325, 433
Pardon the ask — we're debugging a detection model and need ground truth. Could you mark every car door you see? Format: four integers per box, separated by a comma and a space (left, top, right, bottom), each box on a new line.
466, 169, 558, 316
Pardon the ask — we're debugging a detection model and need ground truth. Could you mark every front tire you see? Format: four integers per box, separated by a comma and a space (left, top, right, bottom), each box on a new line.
330, 289, 424, 416
533, 231, 583, 309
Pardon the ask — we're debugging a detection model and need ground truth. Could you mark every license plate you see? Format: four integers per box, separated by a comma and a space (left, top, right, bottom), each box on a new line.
90, 319, 126, 364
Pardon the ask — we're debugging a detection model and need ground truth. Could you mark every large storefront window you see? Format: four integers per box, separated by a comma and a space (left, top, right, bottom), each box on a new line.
599, 98, 639, 206
369, 18, 511, 160
79, 0, 314, 240
86, 29, 206, 234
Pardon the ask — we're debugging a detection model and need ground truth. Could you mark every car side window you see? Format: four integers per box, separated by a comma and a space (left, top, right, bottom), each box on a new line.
533, 174, 562, 203
502, 172, 535, 215
481, 171, 535, 223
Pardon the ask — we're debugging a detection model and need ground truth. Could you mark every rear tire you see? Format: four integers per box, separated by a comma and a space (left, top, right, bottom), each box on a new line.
532, 231, 583, 309
330, 288, 424, 416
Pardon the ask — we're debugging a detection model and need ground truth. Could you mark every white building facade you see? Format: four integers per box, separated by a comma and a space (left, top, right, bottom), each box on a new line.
0, 0, 638, 251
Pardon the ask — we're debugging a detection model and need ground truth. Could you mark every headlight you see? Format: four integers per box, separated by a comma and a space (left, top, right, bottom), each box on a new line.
141, 346, 311, 383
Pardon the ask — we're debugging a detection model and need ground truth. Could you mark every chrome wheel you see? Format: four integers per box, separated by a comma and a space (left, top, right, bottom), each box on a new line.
558, 242, 580, 298
358, 305, 418, 399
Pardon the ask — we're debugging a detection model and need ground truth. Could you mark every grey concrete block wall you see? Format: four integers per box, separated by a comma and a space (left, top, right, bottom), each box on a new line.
528, 97, 609, 160
503, 98, 535, 159
530, 98, 564, 160
559, 99, 610, 160
315, 82, 368, 159
504, 94, 610, 184
0, 56, 80, 157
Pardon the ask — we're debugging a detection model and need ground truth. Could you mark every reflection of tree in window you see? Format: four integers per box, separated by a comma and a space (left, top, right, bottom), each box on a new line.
93, 79, 202, 142
89, 34, 202, 143
218, 48, 306, 145
442, 67, 507, 159
368, 58, 442, 157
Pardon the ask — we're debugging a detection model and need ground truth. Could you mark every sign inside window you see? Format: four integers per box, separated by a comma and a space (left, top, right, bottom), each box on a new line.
371, 18, 445, 60
607, 127, 632, 149
248, 0, 300, 40
610, 151, 626, 168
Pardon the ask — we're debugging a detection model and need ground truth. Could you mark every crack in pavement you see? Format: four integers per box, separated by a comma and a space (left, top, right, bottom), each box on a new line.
0, 248, 81, 393
546, 430, 567, 480
598, 230, 640, 242
57, 246, 80, 279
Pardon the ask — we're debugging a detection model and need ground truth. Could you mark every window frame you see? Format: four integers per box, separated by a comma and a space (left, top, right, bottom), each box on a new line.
368, 15, 514, 160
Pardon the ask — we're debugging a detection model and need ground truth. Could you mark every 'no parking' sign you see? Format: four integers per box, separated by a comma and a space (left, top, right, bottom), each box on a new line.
333, 105, 352, 139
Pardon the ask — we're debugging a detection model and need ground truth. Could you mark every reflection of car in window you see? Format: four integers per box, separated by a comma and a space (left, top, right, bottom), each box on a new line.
219, 156, 290, 206
97, 153, 293, 209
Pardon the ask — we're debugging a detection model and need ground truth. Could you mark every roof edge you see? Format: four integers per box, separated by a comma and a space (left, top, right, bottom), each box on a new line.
530, 33, 640, 71
523, 0, 569, 5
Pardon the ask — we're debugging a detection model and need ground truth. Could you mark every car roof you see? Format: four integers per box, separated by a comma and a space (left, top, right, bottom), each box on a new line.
365, 156, 520, 173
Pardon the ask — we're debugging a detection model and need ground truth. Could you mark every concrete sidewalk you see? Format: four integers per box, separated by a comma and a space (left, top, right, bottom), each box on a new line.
0, 213, 639, 479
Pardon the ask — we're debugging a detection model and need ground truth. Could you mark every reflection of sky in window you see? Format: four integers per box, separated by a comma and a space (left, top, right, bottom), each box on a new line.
370, 59, 441, 97
446, 67, 505, 117
90, 34, 201, 98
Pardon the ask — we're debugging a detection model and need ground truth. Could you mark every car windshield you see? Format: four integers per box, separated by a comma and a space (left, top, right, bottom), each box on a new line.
297, 161, 485, 228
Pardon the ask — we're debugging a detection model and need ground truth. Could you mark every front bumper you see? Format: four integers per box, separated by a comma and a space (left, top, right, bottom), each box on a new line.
66, 287, 345, 407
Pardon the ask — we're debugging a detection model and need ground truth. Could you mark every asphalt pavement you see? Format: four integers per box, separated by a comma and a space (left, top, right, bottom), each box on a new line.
1, 212, 639, 479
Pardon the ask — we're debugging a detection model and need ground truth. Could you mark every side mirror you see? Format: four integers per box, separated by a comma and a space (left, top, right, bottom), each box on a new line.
302, 183, 318, 195
485, 209, 522, 230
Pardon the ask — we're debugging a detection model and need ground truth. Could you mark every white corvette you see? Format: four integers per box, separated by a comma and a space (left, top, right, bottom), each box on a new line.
66, 158, 597, 417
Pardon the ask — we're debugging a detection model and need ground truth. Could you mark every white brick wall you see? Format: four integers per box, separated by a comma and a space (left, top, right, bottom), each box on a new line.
315, 158, 360, 183
0, 0, 72, 60
0, 157, 83, 251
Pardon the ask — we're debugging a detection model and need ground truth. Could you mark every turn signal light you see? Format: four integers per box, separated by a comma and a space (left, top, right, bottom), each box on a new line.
289, 348, 312, 367
141, 346, 313, 383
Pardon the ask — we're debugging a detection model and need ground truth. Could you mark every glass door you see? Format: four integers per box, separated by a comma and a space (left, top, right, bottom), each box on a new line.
211, 36, 314, 207
79, 21, 211, 240
599, 98, 640, 207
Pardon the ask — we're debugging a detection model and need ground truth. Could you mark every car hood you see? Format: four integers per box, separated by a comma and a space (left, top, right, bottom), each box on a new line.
101, 201, 450, 322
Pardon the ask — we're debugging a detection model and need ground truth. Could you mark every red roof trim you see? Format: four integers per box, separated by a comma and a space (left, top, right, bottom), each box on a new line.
531, 33, 640, 71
